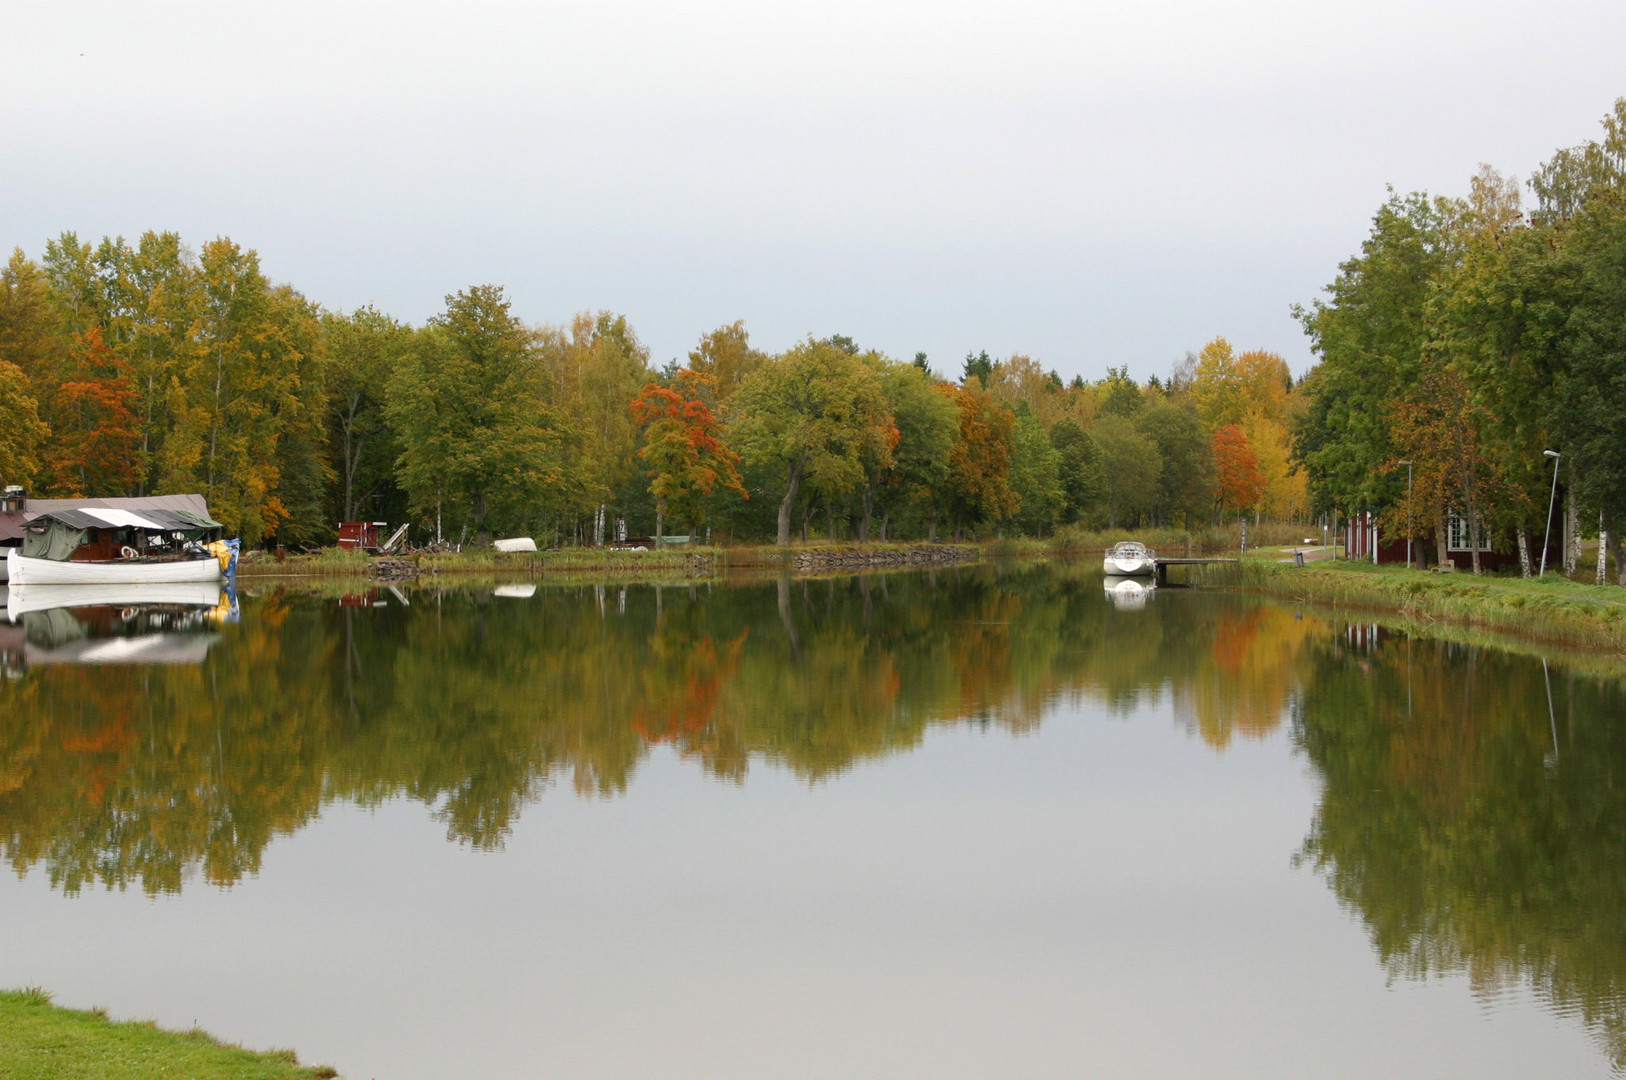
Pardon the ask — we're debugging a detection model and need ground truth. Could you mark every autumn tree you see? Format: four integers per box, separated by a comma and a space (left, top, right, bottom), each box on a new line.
42, 327, 140, 497
629, 370, 747, 537
939, 382, 1018, 538
1211, 424, 1266, 521
0, 360, 48, 485
686, 320, 766, 409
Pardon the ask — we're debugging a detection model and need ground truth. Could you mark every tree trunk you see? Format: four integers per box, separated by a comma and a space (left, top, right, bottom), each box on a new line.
1597, 512, 1608, 585
776, 455, 804, 547
1563, 488, 1577, 572
859, 486, 873, 543
1610, 529, 1625, 586
1517, 530, 1532, 579
928, 512, 937, 543
655, 505, 664, 546
1435, 514, 1450, 571
879, 506, 890, 542
1468, 499, 1482, 576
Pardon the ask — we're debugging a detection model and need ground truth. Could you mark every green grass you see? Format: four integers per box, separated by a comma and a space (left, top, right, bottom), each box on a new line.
1252, 558, 1626, 653
0, 988, 339, 1080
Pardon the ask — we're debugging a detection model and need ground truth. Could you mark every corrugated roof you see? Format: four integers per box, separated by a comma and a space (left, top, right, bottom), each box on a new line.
27, 507, 222, 534
0, 495, 217, 543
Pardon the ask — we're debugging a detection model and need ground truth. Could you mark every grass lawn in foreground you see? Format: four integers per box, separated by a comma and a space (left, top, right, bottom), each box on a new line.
0, 989, 338, 1080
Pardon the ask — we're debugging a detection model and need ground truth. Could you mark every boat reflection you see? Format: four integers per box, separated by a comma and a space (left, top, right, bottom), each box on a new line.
1102, 574, 1156, 610
1, 581, 236, 669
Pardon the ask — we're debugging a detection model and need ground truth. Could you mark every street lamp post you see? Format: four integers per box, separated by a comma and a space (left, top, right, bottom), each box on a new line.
1540, 450, 1562, 578
1397, 460, 1413, 570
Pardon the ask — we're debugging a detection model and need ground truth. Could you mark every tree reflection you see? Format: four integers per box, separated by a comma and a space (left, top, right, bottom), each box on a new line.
1294, 630, 1626, 1066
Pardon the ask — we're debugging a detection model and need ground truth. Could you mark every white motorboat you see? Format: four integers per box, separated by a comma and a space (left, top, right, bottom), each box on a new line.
1103, 541, 1157, 577
6, 507, 236, 585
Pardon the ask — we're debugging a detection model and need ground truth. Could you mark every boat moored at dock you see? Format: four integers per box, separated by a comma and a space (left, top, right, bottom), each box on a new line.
1103, 541, 1157, 577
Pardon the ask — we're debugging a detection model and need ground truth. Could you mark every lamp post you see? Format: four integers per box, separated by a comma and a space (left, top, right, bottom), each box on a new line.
1540, 449, 1561, 578
1397, 460, 1413, 570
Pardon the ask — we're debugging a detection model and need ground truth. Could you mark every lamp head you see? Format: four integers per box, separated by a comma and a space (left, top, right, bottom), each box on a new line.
1544, 449, 1561, 458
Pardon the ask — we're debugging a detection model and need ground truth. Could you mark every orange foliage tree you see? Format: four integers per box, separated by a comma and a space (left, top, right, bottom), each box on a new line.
629, 370, 747, 535
44, 327, 140, 497
1212, 423, 1265, 520
939, 383, 1019, 538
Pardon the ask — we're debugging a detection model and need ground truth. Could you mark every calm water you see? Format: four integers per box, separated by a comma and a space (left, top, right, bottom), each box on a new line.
2, 565, 1624, 1079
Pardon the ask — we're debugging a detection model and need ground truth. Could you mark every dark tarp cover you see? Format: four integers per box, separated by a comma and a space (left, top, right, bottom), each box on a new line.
21, 519, 87, 561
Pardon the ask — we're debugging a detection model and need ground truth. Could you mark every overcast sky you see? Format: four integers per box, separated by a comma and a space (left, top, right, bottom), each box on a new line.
5, 2, 1624, 382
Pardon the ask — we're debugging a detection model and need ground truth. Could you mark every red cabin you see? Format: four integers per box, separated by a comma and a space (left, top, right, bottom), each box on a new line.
337, 522, 389, 551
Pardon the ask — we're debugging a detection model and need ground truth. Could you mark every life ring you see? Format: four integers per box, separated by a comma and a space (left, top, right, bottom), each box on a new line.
120, 545, 140, 559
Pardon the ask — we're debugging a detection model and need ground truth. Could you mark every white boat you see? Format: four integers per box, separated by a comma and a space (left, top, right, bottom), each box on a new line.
493, 537, 537, 553
6, 507, 236, 585
7, 547, 227, 584
1103, 541, 1157, 577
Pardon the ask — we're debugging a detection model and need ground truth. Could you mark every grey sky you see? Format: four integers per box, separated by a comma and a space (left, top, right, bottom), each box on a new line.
5, 1, 1624, 381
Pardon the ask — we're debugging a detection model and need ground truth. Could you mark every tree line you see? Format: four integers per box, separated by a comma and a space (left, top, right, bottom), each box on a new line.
0, 237, 1311, 547
1294, 98, 1626, 579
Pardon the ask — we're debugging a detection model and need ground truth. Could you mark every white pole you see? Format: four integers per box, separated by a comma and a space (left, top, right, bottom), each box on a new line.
1540, 451, 1561, 578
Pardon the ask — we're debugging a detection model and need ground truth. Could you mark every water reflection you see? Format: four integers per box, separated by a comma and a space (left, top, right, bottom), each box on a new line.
2, 582, 234, 672
1292, 625, 1626, 1068
3, 565, 1626, 1068
1102, 574, 1155, 610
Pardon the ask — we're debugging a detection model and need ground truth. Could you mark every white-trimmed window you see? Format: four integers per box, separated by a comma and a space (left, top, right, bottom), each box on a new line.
1447, 512, 1492, 552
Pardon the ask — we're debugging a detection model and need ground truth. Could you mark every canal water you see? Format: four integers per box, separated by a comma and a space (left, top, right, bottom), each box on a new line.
2, 564, 1623, 1079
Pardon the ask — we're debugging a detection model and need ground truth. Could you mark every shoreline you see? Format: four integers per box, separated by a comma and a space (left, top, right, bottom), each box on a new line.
235, 540, 1626, 658
1240, 558, 1626, 657
0, 988, 337, 1080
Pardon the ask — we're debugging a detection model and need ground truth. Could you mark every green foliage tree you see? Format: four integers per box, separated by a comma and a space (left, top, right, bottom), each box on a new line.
1008, 413, 1063, 535
1135, 398, 1212, 527
1092, 414, 1161, 529
1293, 191, 1461, 515
388, 285, 580, 537
324, 307, 413, 522
1050, 418, 1105, 525
728, 338, 894, 546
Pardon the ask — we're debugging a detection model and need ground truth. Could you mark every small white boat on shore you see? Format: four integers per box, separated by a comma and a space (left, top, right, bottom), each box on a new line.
1103, 541, 1157, 577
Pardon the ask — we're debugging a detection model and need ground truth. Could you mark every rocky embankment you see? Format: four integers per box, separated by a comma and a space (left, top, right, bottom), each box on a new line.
790, 546, 978, 573
367, 557, 420, 581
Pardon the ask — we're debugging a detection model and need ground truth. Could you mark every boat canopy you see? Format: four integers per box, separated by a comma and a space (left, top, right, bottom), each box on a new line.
20, 508, 224, 561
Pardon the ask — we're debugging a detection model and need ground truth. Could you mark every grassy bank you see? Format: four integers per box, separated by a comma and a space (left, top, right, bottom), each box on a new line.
0, 988, 337, 1080
1250, 558, 1626, 654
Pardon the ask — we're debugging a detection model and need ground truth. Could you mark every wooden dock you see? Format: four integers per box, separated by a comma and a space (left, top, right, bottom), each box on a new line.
1153, 557, 1238, 585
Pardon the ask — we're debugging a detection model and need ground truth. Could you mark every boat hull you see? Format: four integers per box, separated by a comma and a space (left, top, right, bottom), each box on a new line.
1102, 555, 1155, 576
6, 548, 224, 585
